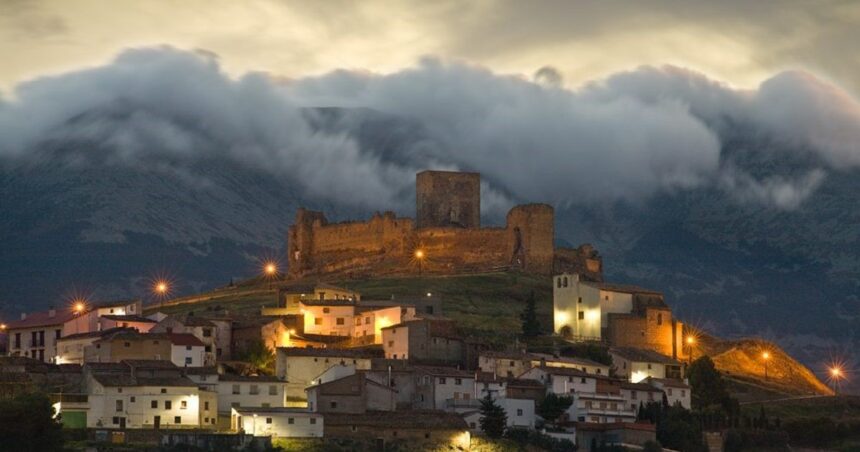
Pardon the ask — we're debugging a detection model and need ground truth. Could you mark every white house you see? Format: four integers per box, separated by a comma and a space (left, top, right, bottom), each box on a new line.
413, 366, 476, 411
231, 407, 323, 437
275, 348, 376, 406
609, 347, 683, 383
644, 377, 691, 409
80, 360, 218, 429
216, 374, 287, 414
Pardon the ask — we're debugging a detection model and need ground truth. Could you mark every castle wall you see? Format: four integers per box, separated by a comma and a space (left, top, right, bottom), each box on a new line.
607, 307, 677, 358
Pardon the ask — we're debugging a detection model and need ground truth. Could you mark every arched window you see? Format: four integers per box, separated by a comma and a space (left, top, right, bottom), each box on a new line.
563, 277, 568, 287
557, 277, 562, 288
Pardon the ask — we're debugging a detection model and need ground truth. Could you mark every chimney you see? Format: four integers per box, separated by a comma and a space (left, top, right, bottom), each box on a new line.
48, 308, 56, 318
20, 313, 27, 320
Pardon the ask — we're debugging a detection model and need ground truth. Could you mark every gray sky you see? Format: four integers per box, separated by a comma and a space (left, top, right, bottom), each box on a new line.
1, 0, 858, 94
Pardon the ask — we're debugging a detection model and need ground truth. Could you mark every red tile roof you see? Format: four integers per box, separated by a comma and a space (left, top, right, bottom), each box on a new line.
167, 333, 204, 346
6, 309, 79, 330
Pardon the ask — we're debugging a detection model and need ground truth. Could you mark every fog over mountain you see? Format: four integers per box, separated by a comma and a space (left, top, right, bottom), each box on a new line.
1, 47, 859, 379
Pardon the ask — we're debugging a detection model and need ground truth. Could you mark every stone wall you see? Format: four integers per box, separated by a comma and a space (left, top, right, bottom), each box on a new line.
607, 307, 683, 359
416, 170, 480, 229
286, 171, 601, 279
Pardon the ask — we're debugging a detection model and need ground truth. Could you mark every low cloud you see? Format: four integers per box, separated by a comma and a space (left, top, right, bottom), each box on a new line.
2, 47, 859, 215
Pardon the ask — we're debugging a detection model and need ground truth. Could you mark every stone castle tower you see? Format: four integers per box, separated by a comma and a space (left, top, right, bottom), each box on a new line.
416, 170, 480, 229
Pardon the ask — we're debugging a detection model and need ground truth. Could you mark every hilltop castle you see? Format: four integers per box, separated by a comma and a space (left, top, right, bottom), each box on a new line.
287, 170, 602, 279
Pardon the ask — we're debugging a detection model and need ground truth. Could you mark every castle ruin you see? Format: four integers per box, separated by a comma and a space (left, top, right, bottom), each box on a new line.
287, 170, 602, 279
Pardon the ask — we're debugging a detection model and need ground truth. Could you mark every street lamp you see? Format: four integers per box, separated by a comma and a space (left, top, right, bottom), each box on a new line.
830, 366, 844, 395
414, 249, 425, 276
762, 351, 771, 380
686, 335, 696, 364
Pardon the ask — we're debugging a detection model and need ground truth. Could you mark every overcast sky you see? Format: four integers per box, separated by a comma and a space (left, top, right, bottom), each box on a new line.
1, 0, 858, 94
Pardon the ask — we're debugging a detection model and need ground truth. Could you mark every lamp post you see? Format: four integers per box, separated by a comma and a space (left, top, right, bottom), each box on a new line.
762, 351, 771, 380
686, 336, 696, 364
414, 249, 425, 276
830, 366, 843, 395
263, 261, 278, 289
154, 280, 169, 310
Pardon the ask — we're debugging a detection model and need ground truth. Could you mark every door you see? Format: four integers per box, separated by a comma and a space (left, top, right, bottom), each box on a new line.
153, 416, 160, 429
119, 417, 126, 429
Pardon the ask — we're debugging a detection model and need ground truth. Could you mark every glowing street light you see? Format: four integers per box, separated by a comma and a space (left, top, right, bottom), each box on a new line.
762, 351, 771, 380
264, 262, 277, 276
71, 298, 87, 315
155, 281, 168, 295
686, 335, 697, 364
414, 249, 425, 276
829, 365, 845, 395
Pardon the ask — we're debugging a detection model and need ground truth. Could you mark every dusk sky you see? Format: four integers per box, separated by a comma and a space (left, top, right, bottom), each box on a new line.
2, 0, 858, 94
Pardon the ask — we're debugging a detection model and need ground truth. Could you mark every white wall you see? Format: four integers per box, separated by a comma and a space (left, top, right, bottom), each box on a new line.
86, 380, 215, 429
235, 411, 323, 437
216, 380, 287, 413
171, 344, 205, 368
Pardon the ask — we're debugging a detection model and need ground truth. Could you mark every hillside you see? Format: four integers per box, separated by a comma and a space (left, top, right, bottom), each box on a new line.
144, 272, 831, 397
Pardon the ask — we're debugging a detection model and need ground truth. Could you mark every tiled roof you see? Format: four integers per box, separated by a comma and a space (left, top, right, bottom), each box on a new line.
413, 365, 474, 378
6, 309, 79, 329
167, 333, 204, 346
217, 374, 282, 382
100, 315, 156, 323
581, 281, 662, 296
59, 327, 135, 341
183, 366, 218, 376
325, 410, 468, 430
92, 374, 196, 387
609, 347, 680, 365
124, 359, 178, 369
277, 347, 382, 358
176, 316, 216, 327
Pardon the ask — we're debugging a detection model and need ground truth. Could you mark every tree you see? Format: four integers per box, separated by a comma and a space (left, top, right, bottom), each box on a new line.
537, 393, 573, 427
657, 404, 706, 452
240, 339, 275, 372
686, 356, 729, 410
0, 392, 64, 451
520, 291, 541, 338
479, 393, 507, 438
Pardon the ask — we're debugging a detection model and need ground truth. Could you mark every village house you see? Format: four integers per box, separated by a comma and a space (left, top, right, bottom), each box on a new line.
231, 317, 296, 358
151, 315, 231, 364
553, 274, 685, 360
381, 318, 468, 365
83, 330, 206, 368
56, 327, 134, 365
97, 315, 157, 333
275, 347, 379, 406
262, 283, 360, 317
231, 407, 323, 438
644, 377, 691, 409
323, 411, 471, 450
610, 347, 683, 382
306, 371, 397, 414
620, 381, 664, 412
216, 374, 286, 414
80, 360, 218, 429
63, 300, 144, 336
477, 350, 611, 378
411, 366, 476, 411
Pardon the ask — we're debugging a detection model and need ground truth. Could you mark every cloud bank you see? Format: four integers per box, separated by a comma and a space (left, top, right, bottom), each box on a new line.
2, 47, 860, 214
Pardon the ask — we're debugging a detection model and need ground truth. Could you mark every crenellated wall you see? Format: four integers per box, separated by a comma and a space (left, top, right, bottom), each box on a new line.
286, 171, 601, 279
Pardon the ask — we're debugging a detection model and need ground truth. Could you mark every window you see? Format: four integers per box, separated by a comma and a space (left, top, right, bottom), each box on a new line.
323, 307, 330, 314
355, 318, 361, 326
112, 417, 120, 425
232, 384, 240, 395
269, 385, 278, 395
130, 396, 135, 403
330, 401, 337, 409
578, 311, 584, 320
205, 345, 211, 353
365, 317, 370, 325
563, 277, 568, 287
314, 318, 322, 325
55, 329, 61, 339
250, 385, 259, 395
517, 409, 523, 416
266, 418, 273, 424
605, 295, 609, 301
632, 391, 638, 399
186, 345, 192, 351
181, 400, 187, 409
118, 388, 123, 393
116, 400, 123, 412
647, 363, 652, 370
581, 377, 586, 383
174, 416, 181, 424
288, 418, 294, 424
151, 400, 158, 408
202, 329, 212, 337
439, 377, 446, 384
185, 357, 192, 365
310, 418, 316, 425
657, 313, 663, 325
510, 360, 515, 366
681, 390, 686, 397
165, 401, 172, 409
336, 317, 344, 325
578, 297, 583, 303
668, 389, 673, 396
388, 341, 394, 347
455, 378, 462, 385
124, 342, 131, 348
557, 278, 561, 288
204, 401, 209, 410
161, 388, 167, 394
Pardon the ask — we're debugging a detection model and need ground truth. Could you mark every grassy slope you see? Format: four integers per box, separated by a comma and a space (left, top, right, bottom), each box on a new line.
145, 272, 830, 397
